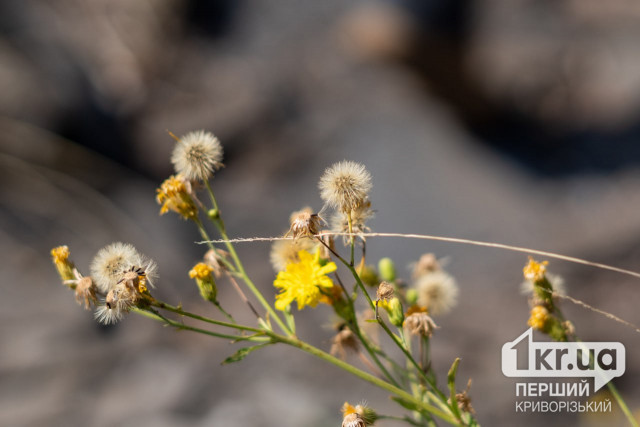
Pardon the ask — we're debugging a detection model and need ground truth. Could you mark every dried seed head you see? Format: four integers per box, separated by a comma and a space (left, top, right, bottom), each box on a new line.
452, 379, 475, 415
287, 207, 324, 239
412, 253, 440, 278
203, 249, 230, 277
90, 243, 143, 293
269, 238, 318, 272
342, 413, 366, 427
404, 308, 438, 337
156, 174, 198, 220
74, 276, 98, 309
415, 271, 459, 316
171, 130, 223, 181
330, 328, 359, 359
319, 161, 372, 213
95, 282, 139, 325
376, 281, 394, 301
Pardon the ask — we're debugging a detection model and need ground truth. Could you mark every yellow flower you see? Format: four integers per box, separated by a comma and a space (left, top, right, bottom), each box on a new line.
273, 250, 336, 311
523, 257, 548, 282
156, 175, 198, 220
528, 305, 549, 330
51, 245, 75, 281
189, 263, 217, 303
189, 262, 215, 280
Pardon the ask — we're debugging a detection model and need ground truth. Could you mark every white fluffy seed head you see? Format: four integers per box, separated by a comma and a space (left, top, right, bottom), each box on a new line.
319, 161, 372, 213
171, 130, 223, 181
415, 271, 459, 316
94, 302, 126, 325
90, 243, 143, 293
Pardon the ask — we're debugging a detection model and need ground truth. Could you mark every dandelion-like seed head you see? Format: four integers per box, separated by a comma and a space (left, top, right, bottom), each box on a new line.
319, 161, 372, 213
273, 250, 337, 311
94, 282, 139, 325
414, 271, 459, 316
171, 130, 223, 181
412, 253, 441, 278
269, 238, 318, 272
90, 242, 143, 293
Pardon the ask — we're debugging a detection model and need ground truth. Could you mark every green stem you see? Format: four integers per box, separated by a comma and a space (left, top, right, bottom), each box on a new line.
347, 211, 355, 266
271, 332, 460, 425
192, 218, 237, 272
203, 180, 292, 336
213, 300, 236, 323
607, 381, 638, 427
315, 237, 400, 387
134, 308, 268, 342
151, 300, 262, 333
378, 316, 451, 407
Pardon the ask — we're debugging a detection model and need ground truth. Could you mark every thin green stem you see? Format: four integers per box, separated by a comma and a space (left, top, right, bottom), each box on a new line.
192, 218, 237, 272
134, 308, 268, 342
607, 381, 638, 427
151, 300, 262, 333
315, 238, 400, 387
347, 211, 355, 266
378, 316, 450, 406
203, 180, 291, 336
213, 300, 235, 323
270, 332, 460, 425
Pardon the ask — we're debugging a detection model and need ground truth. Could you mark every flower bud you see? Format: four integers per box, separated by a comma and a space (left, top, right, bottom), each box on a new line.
378, 257, 396, 282
189, 263, 218, 303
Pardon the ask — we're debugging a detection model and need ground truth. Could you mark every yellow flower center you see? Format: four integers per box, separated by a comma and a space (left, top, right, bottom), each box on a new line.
189, 262, 214, 280
51, 246, 70, 264
523, 257, 548, 282
273, 250, 336, 311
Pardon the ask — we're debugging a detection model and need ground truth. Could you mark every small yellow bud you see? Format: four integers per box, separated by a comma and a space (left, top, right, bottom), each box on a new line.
528, 305, 549, 331
384, 297, 404, 327
189, 263, 217, 303
51, 245, 75, 282
523, 257, 548, 283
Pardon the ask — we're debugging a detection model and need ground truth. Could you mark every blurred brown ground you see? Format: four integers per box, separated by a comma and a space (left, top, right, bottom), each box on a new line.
1, 1, 640, 426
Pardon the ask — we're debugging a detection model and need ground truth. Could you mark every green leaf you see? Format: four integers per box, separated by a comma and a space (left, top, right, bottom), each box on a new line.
447, 357, 462, 421
221, 343, 270, 365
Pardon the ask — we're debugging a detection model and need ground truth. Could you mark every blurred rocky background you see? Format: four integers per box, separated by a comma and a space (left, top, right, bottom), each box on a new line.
2, 0, 640, 426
